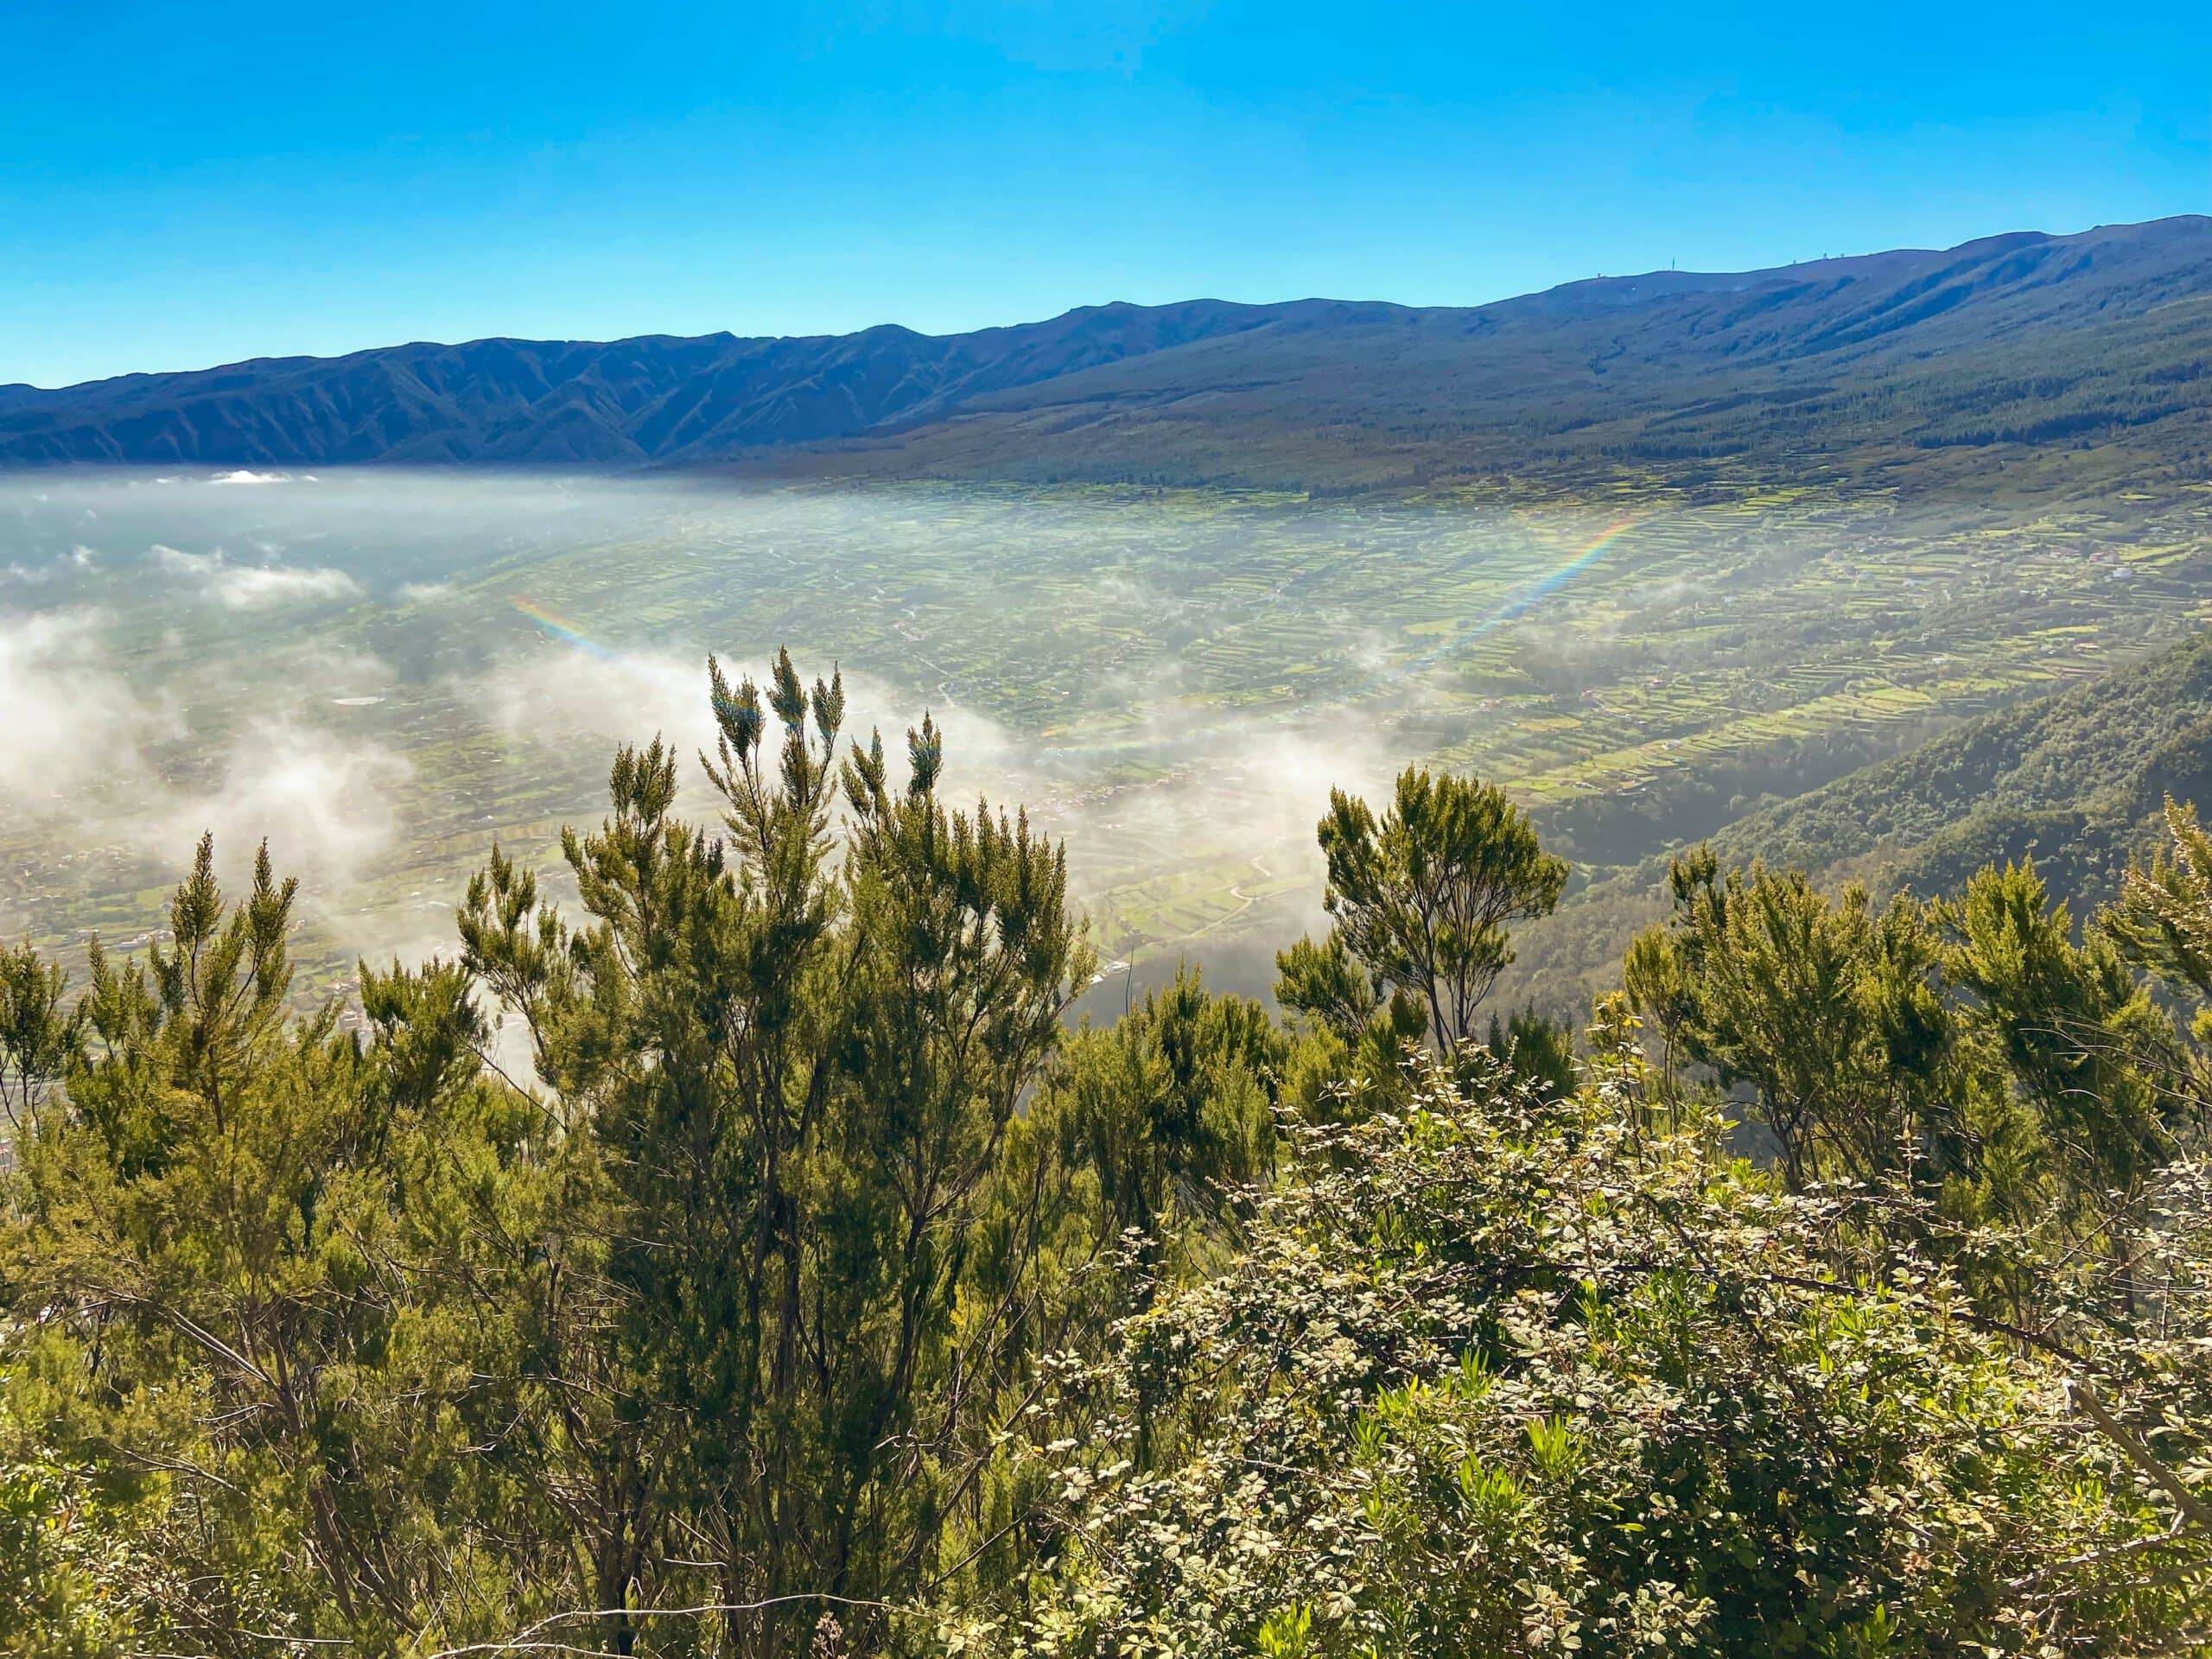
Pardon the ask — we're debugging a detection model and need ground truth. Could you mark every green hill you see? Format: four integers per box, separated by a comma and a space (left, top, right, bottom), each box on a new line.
771, 215, 2212, 501
1508, 626, 2212, 1011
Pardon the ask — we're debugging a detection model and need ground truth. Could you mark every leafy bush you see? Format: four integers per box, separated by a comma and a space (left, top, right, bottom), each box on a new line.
940, 1048, 2212, 1656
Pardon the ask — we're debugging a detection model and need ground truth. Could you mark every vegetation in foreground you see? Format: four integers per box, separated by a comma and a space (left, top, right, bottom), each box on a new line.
3, 650, 2211, 1656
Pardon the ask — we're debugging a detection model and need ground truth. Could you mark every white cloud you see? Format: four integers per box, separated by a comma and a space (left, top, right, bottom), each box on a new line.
488, 643, 720, 767
150, 719, 412, 892
834, 665, 1020, 791
0, 613, 409, 940
207, 469, 293, 486
397, 581, 457, 604
274, 639, 394, 691
152, 543, 360, 611
2, 545, 99, 585
0, 608, 164, 813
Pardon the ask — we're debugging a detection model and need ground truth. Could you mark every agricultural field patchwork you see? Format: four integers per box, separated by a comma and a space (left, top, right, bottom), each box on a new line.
3, 468, 2207, 1007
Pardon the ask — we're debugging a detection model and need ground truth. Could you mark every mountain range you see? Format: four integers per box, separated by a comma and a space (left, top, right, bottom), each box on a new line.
6, 215, 2212, 491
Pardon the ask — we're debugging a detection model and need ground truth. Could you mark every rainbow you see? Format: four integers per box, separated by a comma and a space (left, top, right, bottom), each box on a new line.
512, 597, 620, 659
1392, 514, 1639, 678
501, 517, 1639, 769
1027, 516, 1644, 765
1466, 514, 1638, 639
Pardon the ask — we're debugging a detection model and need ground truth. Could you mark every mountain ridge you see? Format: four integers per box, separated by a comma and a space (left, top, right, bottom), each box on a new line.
7, 215, 2212, 483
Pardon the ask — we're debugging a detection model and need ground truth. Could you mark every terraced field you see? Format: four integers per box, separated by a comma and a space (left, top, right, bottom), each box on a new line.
3, 468, 2207, 1007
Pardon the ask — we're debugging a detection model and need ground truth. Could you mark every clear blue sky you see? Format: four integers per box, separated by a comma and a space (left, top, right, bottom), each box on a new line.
5, 0, 2209, 387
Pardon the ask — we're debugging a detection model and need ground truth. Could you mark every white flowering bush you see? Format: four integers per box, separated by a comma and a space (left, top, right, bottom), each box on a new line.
933, 1047, 2212, 1657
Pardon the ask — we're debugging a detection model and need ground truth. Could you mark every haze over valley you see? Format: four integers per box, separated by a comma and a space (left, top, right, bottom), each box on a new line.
5, 369, 2208, 1016
8, 219, 2212, 1016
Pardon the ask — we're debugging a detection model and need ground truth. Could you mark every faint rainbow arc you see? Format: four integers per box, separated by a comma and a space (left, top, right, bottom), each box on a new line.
1466, 513, 1640, 639
505, 517, 1639, 766
1028, 517, 1645, 763
512, 597, 621, 660
1382, 513, 1641, 683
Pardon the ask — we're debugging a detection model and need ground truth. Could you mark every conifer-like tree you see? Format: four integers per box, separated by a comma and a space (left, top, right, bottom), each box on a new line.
458, 651, 1096, 1656
1284, 766, 1567, 1053
9, 664, 2212, 1656
1625, 850, 1958, 1190
0, 938, 79, 1140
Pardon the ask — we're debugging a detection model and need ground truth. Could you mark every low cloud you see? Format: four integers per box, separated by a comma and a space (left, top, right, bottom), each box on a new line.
824, 664, 1018, 777
149, 719, 412, 893
273, 639, 396, 692
2, 545, 99, 585
0, 608, 165, 814
153, 543, 360, 610
488, 641, 721, 763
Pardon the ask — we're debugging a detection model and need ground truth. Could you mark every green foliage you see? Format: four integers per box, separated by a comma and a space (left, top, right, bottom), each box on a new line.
942, 1052, 2212, 1657
1286, 766, 1567, 1055
1274, 931, 1387, 1039
1033, 966, 1281, 1262
1624, 832, 2205, 1323
1625, 851, 1959, 1189
1482, 1006, 1578, 1100
7, 654, 2212, 1656
3, 834, 557, 1651
1274, 931, 1428, 1124
0, 1374, 236, 1656
0, 942, 79, 1145
449, 652, 1102, 1656
1942, 859, 2175, 1197
2111, 795, 2212, 1017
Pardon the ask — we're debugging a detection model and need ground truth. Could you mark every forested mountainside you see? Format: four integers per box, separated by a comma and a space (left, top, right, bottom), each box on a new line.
8, 216, 2212, 493
1511, 626, 2212, 1010
798, 214, 2212, 495
0, 299, 1304, 466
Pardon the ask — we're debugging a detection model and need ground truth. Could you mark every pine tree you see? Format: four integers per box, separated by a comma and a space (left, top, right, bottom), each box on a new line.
1283, 766, 1567, 1054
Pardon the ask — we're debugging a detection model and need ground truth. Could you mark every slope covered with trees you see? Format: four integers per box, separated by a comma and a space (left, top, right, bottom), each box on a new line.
811, 215, 2212, 498
3, 646, 2211, 1655
0, 302, 1304, 467
9, 218, 2212, 498
1513, 624, 2212, 1012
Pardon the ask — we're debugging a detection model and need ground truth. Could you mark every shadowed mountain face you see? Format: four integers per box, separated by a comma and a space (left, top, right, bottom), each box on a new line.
7, 216, 2212, 483
1498, 623, 2212, 1016
0, 300, 1305, 466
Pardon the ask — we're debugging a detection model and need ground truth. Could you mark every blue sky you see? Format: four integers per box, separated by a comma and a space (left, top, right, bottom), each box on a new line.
4, 0, 2209, 387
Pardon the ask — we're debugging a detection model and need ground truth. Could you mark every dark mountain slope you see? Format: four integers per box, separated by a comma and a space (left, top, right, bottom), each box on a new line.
9, 218, 2212, 486
1508, 627, 2212, 1012
804, 216, 2212, 493
0, 301, 1302, 467
1704, 630, 2212, 899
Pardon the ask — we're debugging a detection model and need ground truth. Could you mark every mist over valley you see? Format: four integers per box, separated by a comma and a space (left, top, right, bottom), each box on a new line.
3, 457, 2203, 1016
